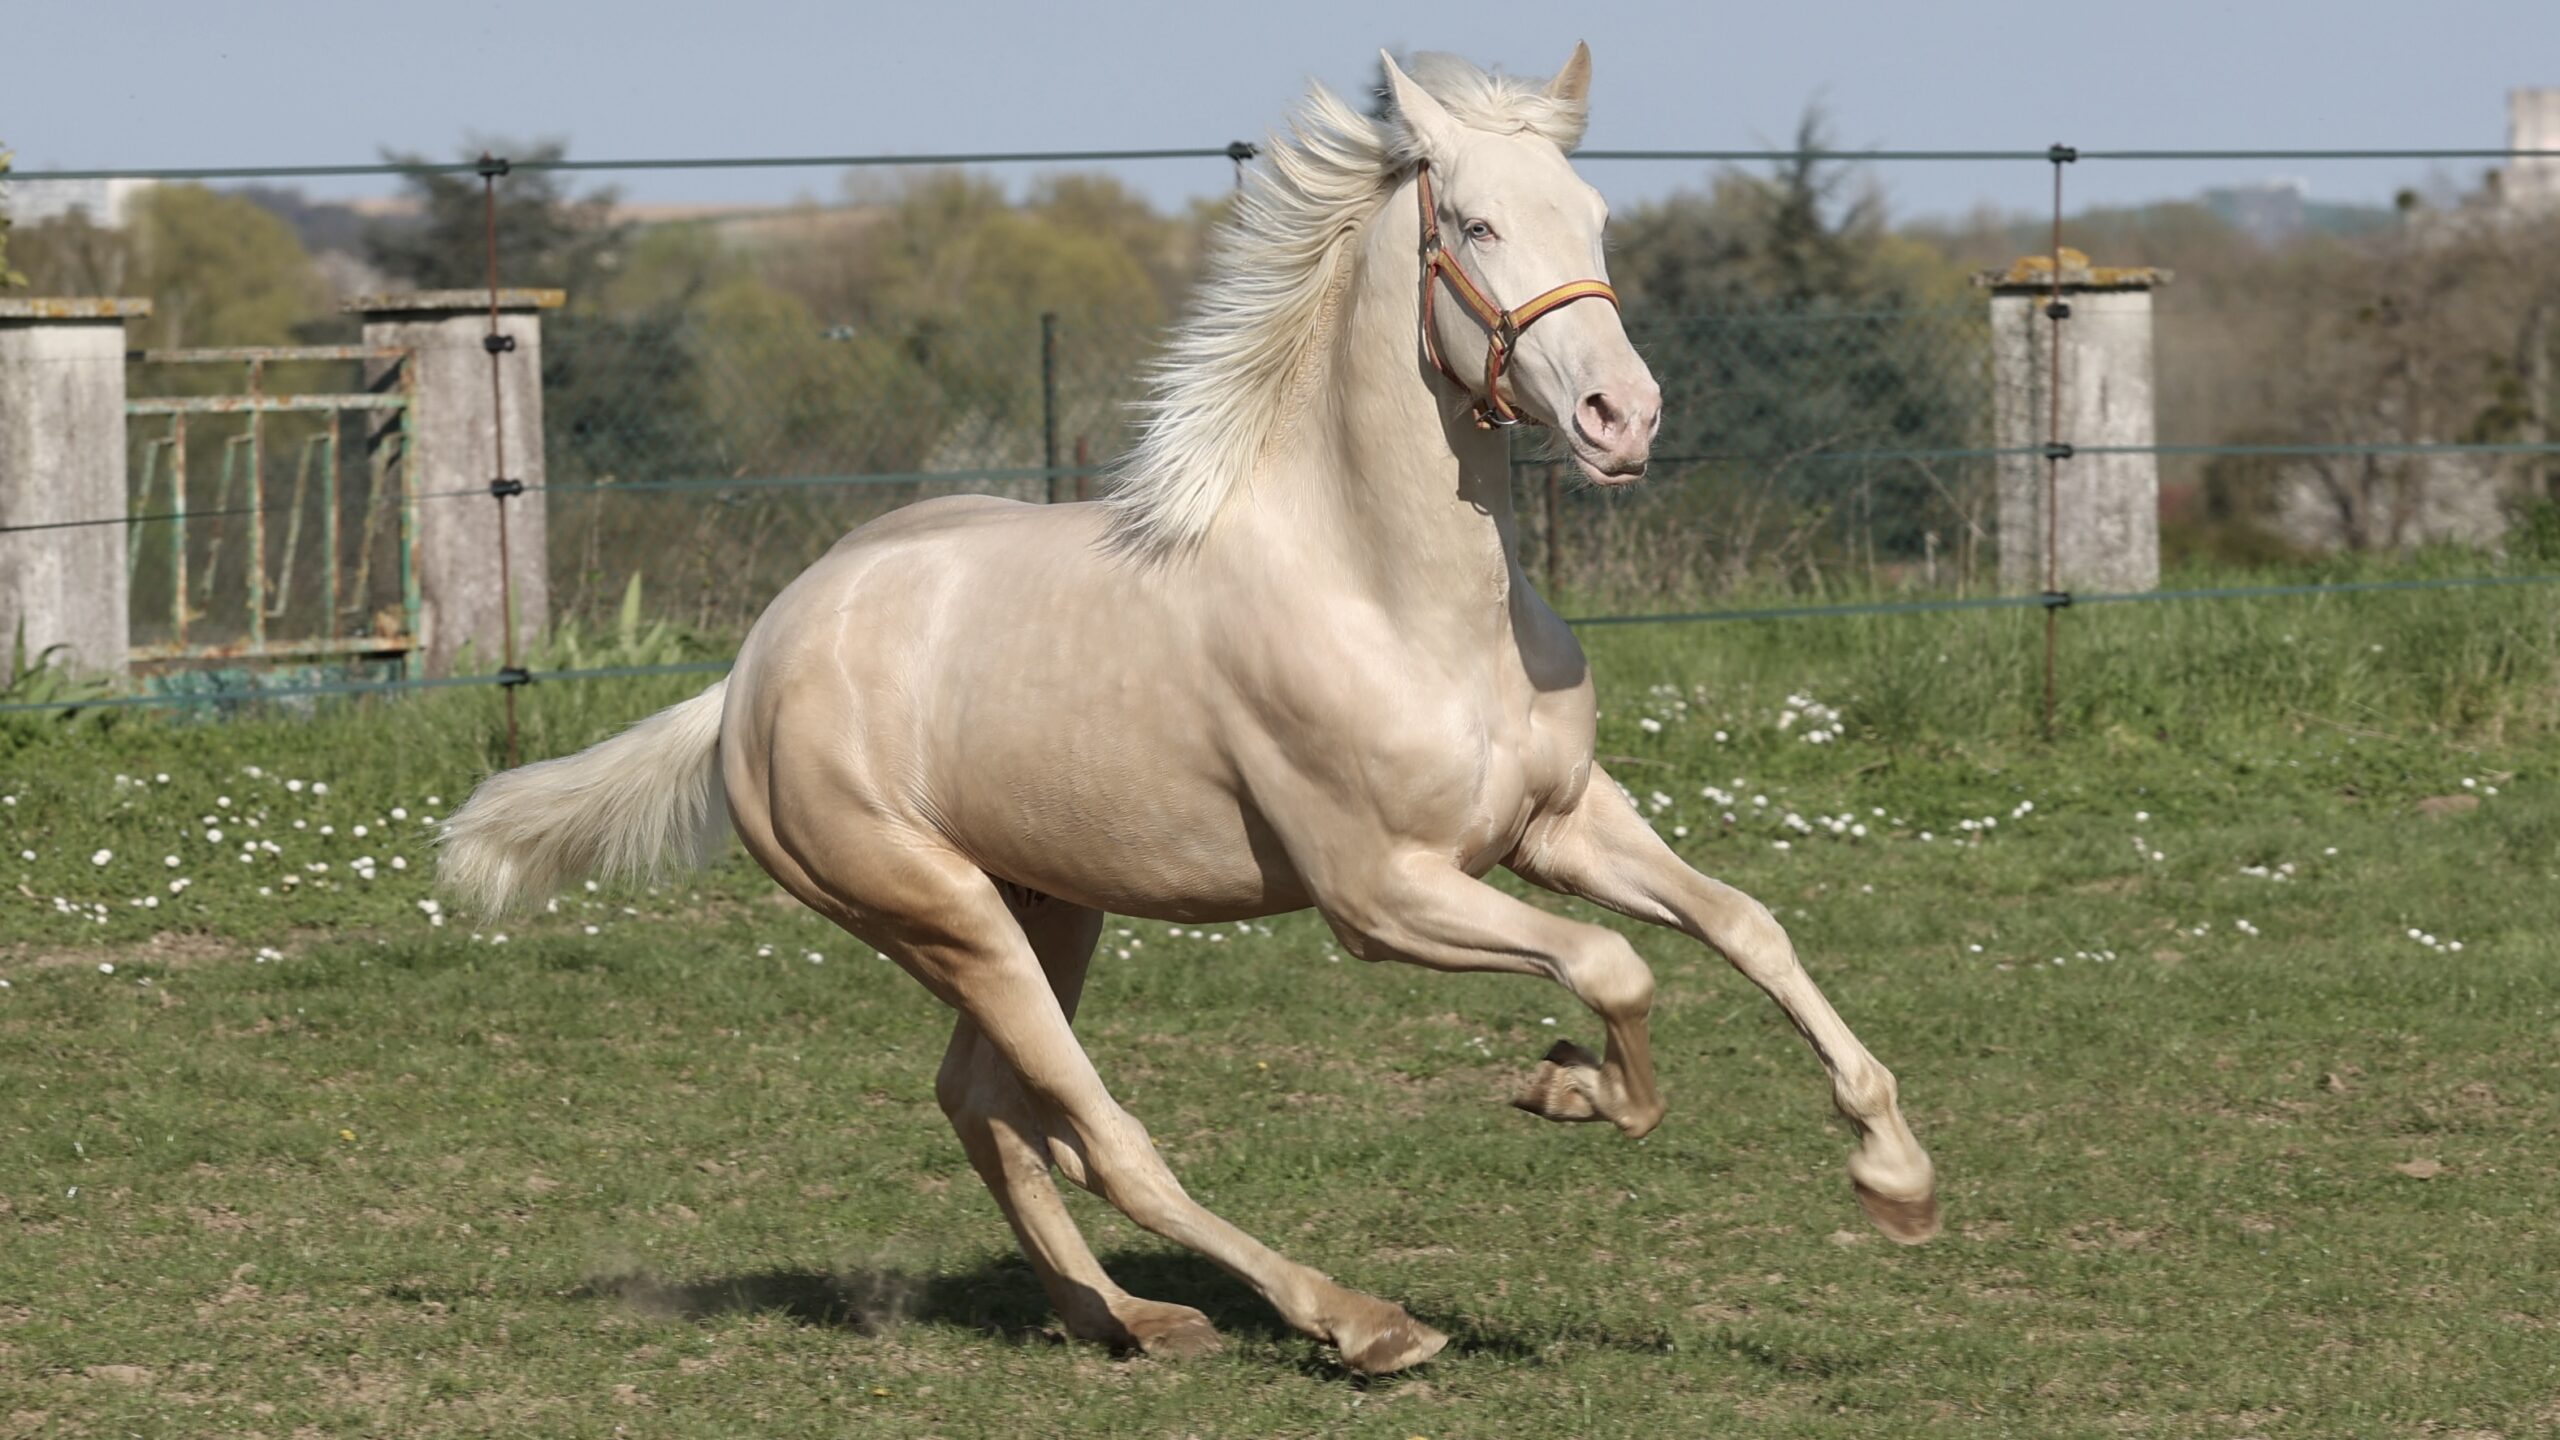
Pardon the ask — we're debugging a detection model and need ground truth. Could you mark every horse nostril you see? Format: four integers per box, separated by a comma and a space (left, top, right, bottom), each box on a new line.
1577, 391, 1623, 441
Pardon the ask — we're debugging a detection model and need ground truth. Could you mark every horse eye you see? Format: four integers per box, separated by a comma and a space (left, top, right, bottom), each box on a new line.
1463, 219, 1496, 243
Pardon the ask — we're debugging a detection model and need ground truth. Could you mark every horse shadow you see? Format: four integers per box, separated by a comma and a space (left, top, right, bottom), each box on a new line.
567, 1249, 1586, 1368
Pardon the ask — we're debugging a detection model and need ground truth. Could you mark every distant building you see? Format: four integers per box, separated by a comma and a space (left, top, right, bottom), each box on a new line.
0, 175, 156, 229
2500, 88, 2560, 213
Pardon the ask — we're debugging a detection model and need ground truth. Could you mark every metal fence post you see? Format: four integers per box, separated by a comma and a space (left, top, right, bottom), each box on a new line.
0, 297, 151, 680
1041, 312, 1060, 505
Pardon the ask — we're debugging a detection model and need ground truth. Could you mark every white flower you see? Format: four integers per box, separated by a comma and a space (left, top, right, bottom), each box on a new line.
390, 857, 407, 871
311, 782, 328, 796
1637, 717, 1662, 734
98, 962, 114, 974
90, 849, 112, 866
286, 780, 305, 793
164, 855, 181, 869
205, 829, 223, 844
390, 807, 408, 821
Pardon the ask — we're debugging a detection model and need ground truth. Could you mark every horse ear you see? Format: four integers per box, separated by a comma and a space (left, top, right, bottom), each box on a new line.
1545, 42, 1592, 148
1547, 41, 1592, 109
1380, 50, 1460, 159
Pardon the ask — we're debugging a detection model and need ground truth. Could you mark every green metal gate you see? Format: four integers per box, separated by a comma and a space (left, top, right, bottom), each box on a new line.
124, 345, 421, 668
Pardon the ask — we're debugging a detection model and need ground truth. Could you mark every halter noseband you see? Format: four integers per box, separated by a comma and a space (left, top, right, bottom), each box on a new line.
1414, 160, 1621, 429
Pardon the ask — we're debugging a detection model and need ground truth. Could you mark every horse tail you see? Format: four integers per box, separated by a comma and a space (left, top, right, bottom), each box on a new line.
438, 681, 731, 916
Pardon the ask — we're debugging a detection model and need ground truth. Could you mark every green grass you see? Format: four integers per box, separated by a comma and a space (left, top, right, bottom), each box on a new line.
3, 583, 2557, 1437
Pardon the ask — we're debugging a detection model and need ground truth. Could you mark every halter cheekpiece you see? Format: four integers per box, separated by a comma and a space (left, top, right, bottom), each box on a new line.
1413, 160, 1621, 429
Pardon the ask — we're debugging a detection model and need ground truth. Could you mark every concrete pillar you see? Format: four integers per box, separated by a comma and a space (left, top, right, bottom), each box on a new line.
348, 289, 559, 678
1981, 250, 2171, 595
2505, 88, 2560, 215
0, 297, 151, 679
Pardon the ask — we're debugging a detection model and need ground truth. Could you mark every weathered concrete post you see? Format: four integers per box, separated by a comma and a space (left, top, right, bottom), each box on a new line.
349, 289, 558, 677
1980, 250, 2170, 595
0, 297, 152, 679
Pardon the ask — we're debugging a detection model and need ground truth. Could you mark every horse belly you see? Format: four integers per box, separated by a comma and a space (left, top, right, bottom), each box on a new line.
951, 753, 1314, 923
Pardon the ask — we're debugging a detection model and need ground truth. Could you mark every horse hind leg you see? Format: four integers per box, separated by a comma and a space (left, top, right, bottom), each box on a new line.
863, 852, 1444, 1373
932, 900, 1219, 1357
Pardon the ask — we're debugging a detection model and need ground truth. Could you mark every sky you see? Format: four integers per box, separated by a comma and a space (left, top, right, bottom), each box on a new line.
9, 0, 2560, 231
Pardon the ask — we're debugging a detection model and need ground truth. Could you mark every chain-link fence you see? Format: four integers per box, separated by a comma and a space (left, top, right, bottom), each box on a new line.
532, 300, 2004, 632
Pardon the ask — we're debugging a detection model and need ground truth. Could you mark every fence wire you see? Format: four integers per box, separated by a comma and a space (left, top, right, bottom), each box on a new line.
4, 140, 2559, 717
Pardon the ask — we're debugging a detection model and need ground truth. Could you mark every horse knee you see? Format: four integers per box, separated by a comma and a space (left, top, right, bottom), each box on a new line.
1719, 895, 1797, 977
1559, 931, 1655, 1020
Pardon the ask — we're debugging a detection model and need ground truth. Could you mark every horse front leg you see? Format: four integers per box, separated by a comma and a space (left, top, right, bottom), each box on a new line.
1508, 767, 1941, 1243
1318, 855, 1667, 1138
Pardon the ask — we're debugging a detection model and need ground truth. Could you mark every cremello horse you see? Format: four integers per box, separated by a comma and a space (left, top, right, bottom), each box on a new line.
442, 47, 1938, 1374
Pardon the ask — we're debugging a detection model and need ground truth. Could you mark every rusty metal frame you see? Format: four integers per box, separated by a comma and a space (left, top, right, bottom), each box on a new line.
124, 345, 422, 667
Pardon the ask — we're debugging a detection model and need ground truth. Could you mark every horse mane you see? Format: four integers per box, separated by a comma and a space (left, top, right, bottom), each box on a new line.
1102, 54, 1588, 556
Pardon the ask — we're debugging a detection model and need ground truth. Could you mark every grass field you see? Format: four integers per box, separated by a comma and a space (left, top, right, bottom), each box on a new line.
3, 580, 2557, 1437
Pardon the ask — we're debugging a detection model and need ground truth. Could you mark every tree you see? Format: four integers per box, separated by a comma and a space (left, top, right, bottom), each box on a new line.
365, 140, 627, 302
1589, 108, 1986, 579
0, 142, 23, 289
9, 185, 325, 348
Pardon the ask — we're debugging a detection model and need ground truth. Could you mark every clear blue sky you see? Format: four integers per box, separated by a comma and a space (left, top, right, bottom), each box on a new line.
11, 0, 2559, 224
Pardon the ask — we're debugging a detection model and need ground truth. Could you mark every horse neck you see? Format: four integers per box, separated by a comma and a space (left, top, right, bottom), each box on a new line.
1221, 174, 1522, 626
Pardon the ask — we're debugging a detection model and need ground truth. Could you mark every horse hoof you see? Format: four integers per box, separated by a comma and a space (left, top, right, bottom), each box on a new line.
1511, 1040, 1602, 1124
1854, 1179, 1942, 1245
1107, 1299, 1225, 1359
1335, 1305, 1450, 1375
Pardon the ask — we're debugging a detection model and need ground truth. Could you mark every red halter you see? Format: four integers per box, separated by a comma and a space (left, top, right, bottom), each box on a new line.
1414, 160, 1621, 429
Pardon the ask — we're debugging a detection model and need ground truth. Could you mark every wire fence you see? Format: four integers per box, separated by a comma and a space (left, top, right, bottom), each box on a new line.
3, 140, 2558, 722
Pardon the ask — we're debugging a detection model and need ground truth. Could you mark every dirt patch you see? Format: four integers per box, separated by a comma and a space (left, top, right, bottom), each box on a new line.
2415, 794, 2481, 819
8, 930, 245, 971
